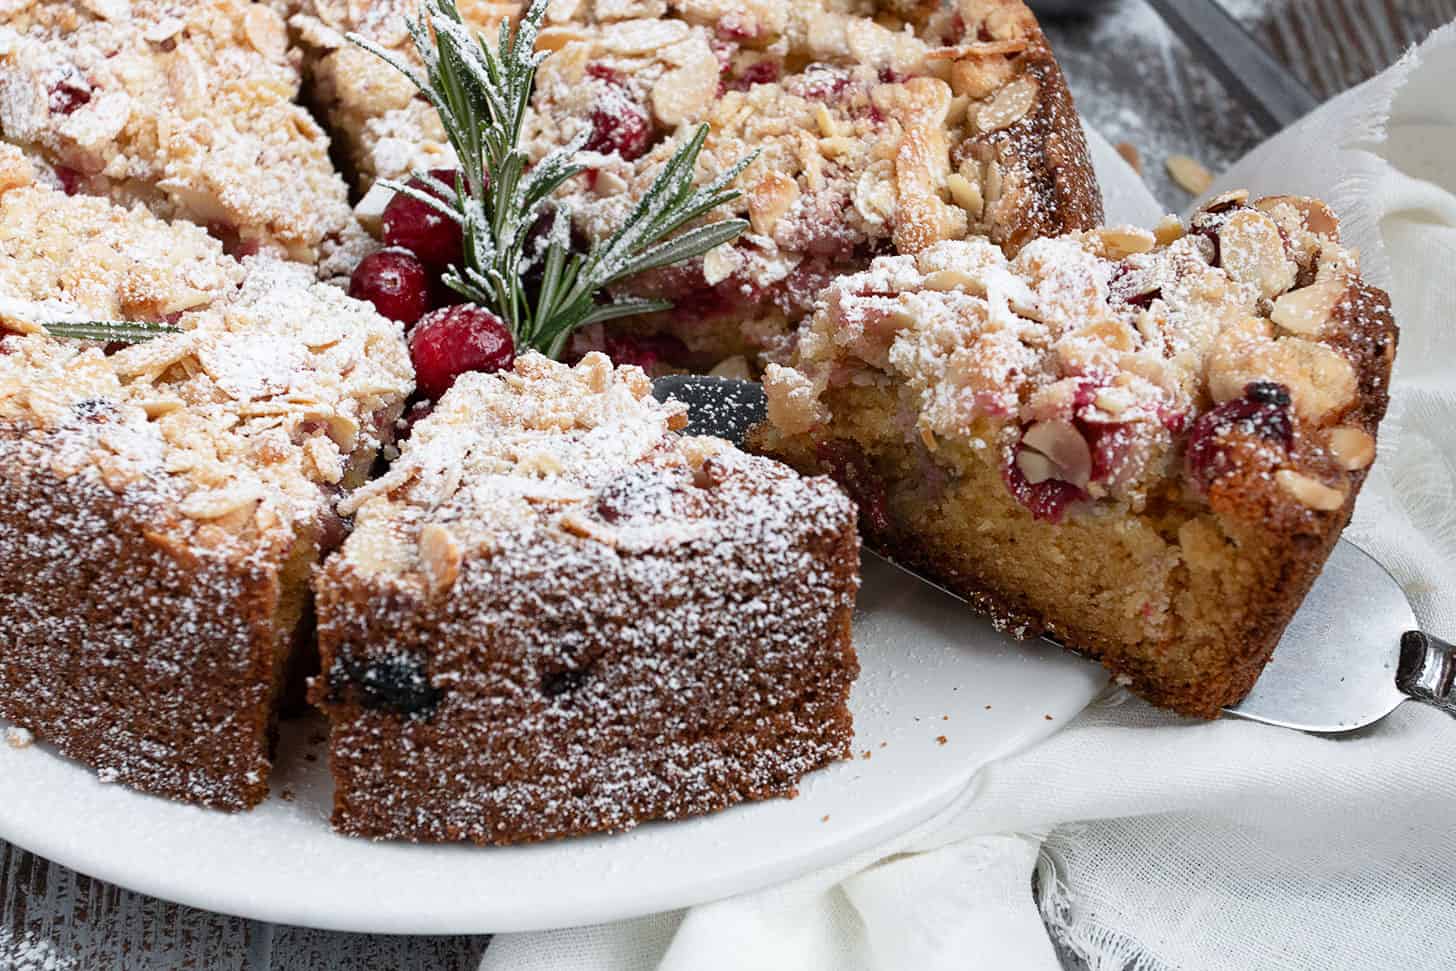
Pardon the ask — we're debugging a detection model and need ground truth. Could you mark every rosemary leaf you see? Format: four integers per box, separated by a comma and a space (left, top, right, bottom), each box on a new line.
42, 320, 182, 344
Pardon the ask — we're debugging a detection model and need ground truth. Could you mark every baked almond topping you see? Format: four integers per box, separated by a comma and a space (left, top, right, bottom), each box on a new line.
761, 194, 1378, 522
291, 0, 1101, 363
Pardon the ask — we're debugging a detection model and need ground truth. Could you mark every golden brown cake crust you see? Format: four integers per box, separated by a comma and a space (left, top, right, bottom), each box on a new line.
312, 354, 861, 843
752, 195, 1397, 718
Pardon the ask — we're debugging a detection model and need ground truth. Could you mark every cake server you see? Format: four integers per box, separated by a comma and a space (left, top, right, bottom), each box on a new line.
654, 374, 1456, 733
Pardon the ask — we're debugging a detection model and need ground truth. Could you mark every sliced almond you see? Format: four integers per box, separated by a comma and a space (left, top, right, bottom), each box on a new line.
1094, 226, 1155, 259
1153, 214, 1186, 246
1276, 469, 1346, 511
1271, 273, 1344, 336
418, 523, 463, 596
1021, 420, 1091, 489
1326, 426, 1376, 471
1015, 447, 1060, 485
975, 76, 1038, 133
1166, 154, 1213, 195
1115, 141, 1141, 174
1255, 195, 1339, 238
945, 172, 984, 217
923, 268, 984, 294
1218, 210, 1297, 299
243, 6, 289, 63
747, 171, 799, 237
651, 48, 719, 126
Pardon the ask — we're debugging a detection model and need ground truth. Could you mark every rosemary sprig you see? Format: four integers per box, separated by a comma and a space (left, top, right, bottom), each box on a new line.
350, 0, 755, 358
41, 320, 182, 344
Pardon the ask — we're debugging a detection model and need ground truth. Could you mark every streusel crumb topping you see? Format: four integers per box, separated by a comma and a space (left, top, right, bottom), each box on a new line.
764, 192, 1378, 515
0, 162, 414, 548
293, 0, 1099, 359
338, 351, 855, 605
0, 0, 358, 266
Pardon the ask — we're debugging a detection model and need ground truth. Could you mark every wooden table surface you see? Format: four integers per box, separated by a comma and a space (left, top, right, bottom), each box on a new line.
4, 2, 1450, 968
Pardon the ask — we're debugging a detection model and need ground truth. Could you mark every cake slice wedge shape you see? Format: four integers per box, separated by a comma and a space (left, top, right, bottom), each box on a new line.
0, 148, 414, 809
313, 352, 860, 843
751, 194, 1397, 717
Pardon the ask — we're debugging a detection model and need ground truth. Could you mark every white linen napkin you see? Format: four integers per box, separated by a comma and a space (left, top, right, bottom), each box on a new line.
483, 25, 1456, 971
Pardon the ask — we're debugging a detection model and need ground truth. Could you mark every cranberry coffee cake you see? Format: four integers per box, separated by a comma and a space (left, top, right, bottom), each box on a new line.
0, 147, 413, 808
0, 0, 363, 272
313, 352, 860, 843
293, 0, 1102, 365
751, 194, 1397, 716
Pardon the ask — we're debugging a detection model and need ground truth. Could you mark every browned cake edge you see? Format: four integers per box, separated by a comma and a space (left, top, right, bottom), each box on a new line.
989, 24, 1105, 250
0, 429, 299, 810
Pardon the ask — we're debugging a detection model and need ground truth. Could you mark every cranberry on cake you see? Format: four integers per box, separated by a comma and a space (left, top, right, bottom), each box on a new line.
0, 148, 413, 809
293, 0, 1101, 365
0, 0, 363, 272
751, 193, 1397, 717
314, 352, 860, 844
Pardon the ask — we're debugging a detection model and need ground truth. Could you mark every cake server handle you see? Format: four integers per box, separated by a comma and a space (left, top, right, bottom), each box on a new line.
1397, 631, 1456, 717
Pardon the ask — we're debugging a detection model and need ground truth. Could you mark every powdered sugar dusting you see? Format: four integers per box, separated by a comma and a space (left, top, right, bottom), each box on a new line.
291, 0, 1099, 363
316, 352, 861, 843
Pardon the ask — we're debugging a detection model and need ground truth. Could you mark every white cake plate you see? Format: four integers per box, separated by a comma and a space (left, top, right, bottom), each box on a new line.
0, 556, 1105, 934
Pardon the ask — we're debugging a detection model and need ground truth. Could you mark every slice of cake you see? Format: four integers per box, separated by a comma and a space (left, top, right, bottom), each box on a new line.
0, 148, 413, 809
0, 0, 363, 272
751, 193, 1397, 717
293, 0, 1101, 365
313, 352, 860, 843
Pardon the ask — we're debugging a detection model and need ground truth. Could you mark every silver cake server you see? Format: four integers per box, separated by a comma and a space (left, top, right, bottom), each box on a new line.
653, 374, 1456, 733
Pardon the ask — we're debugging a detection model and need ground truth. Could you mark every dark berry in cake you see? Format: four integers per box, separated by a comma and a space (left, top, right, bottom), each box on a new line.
337, 653, 442, 718
816, 438, 891, 535
48, 77, 91, 116
382, 168, 465, 270
408, 304, 515, 400
348, 249, 431, 326
583, 72, 653, 161
1186, 381, 1294, 489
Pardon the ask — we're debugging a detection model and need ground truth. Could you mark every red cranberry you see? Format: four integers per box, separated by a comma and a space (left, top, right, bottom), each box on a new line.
348, 249, 431, 326
407, 304, 515, 400
585, 99, 653, 161
602, 332, 688, 373
1186, 381, 1293, 489
54, 165, 84, 196
727, 59, 781, 91
1001, 457, 1086, 524
49, 78, 91, 116
1082, 422, 1132, 484
816, 438, 892, 535
382, 169, 465, 269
